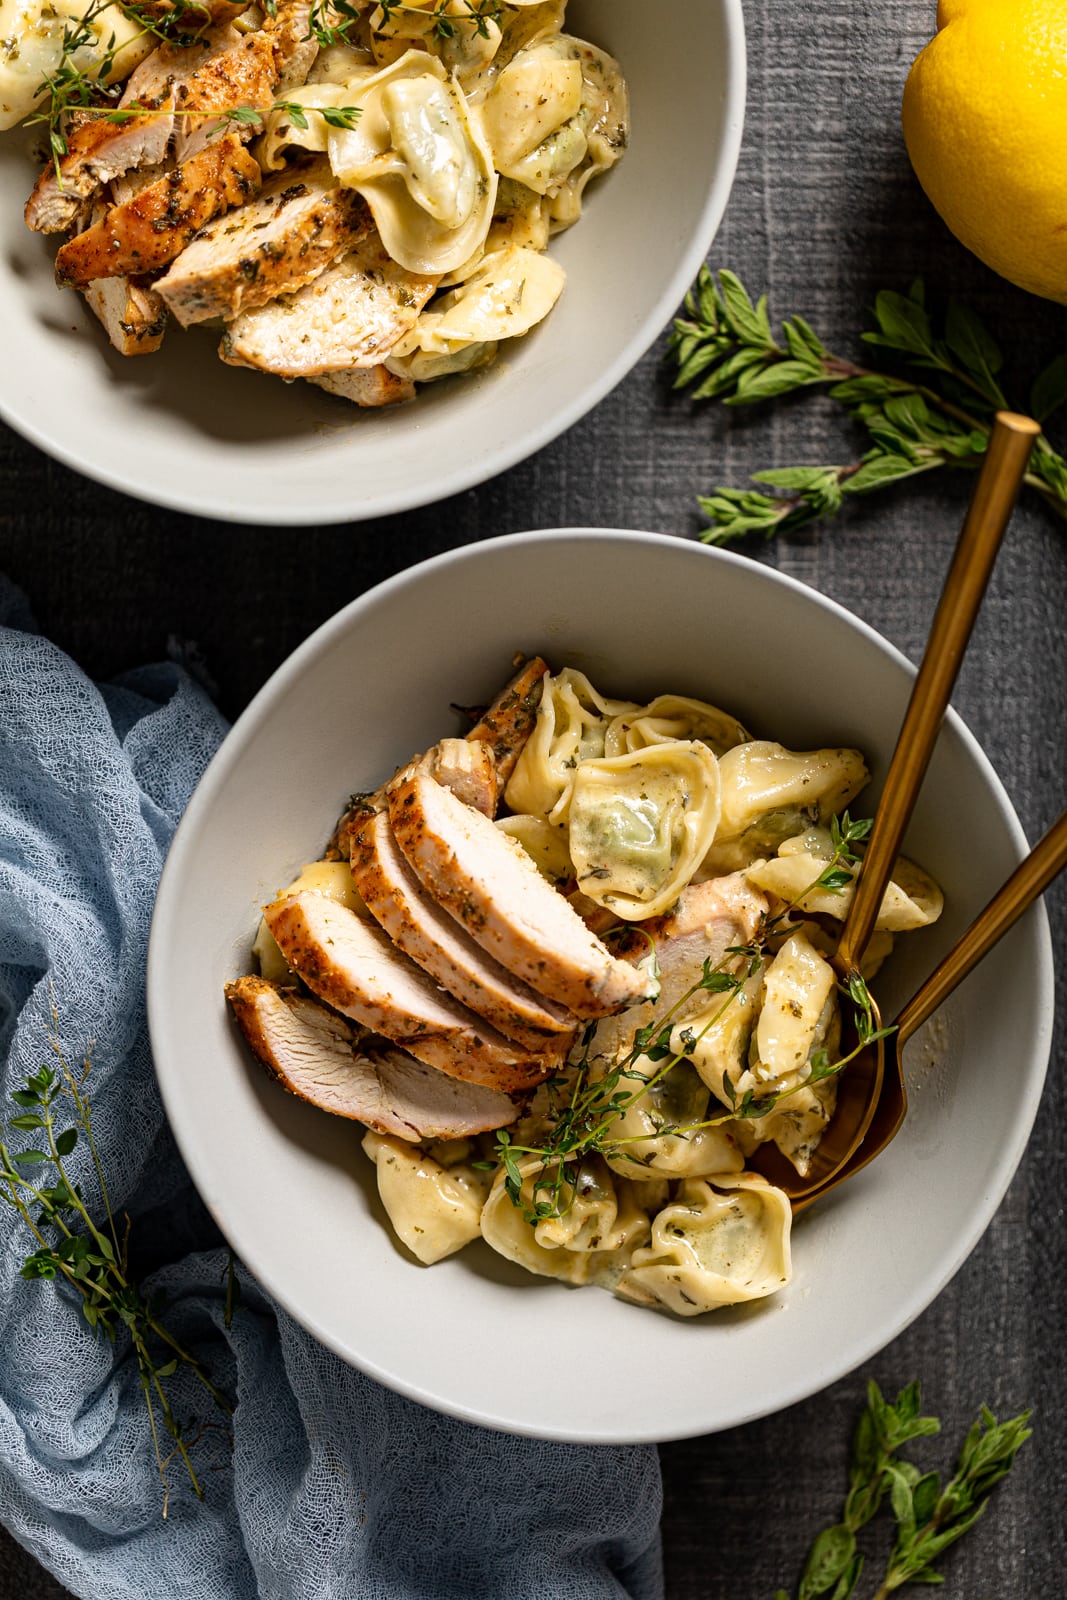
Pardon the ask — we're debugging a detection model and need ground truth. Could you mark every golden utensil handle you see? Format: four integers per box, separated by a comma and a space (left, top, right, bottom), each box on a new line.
836, 411, 1042, 973
897, 807, 1067, 1045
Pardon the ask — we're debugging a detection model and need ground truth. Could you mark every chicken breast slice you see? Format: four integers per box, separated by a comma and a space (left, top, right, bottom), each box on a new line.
263, 891, 562, 1094
324, 737, 497, 865
55, 133, 261, 286
226, 975, 519, 1137
219, 238, 438, 379
24, 22, 247, 234
171, 30, 280, 157
389, 769, 654, 1018
593, 874, 771, 1063
425, 739, 499, 818
350, 809, 579, 1052
463, 656, 548, 786
81, 274, 168, 355
155, 160, 372, 325
25, 115, 175, 234
322, 659, 546, 865
267, 0, 318, 93
308, 366, 416, 407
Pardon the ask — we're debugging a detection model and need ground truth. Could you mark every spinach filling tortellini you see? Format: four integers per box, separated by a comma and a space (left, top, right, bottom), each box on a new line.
504, 670, 750, 913
704, 741, 871, 873
567, 741, 721, 919
681, 934, 842, 1176
505, 667, 640, 821
597, 1055, 746, 1182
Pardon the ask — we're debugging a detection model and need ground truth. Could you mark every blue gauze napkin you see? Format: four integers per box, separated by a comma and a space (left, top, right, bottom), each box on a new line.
0, 578, 664, 1600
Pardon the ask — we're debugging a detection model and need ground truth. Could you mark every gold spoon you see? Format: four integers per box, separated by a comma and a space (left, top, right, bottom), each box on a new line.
792, 804, 1067, 1211
749, 411, 1041, 1201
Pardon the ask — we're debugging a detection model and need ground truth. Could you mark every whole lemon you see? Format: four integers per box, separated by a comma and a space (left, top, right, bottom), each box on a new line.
902, 0, 1067, 304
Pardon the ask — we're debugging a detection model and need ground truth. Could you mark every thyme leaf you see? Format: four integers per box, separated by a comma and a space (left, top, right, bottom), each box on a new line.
668, 268, 1067, 544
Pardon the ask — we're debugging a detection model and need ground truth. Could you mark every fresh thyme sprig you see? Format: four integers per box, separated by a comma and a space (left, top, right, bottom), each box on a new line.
0, 1012, 233, 1517
668, 267, 1067, 544
221, 99, 361, 130
776, 1380, 1032, 1599
25, 0, 217, 169
304, 0, 502, 50
374, 0, 503, 39
494, 812, 892, 1222
72, 98, 362, 131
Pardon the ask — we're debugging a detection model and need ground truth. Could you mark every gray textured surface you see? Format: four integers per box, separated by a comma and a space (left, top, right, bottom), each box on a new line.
2, 0, 1066, 1595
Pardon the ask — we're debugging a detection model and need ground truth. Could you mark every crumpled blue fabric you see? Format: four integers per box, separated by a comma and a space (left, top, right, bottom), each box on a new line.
0, 576, 664, 1600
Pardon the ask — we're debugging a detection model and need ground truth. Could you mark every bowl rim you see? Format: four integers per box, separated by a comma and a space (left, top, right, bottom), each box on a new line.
0, 3, 747, 525
148, 528, 1054, 1440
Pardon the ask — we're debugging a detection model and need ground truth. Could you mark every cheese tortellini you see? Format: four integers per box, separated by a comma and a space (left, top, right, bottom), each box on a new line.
357, 662, 944, 1320
746, 826, 945, 931
479, 1155, 659, 1284
615, 1174, 793, 1316
362, 1131, 490, 1264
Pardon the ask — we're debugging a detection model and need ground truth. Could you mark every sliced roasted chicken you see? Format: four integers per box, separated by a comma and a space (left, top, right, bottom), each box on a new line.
25, 114, 174, 234
24, 23, 246, 234
55, 133, 261, 287
463, 656, 548, 786
324, 738, 496, 864
262, 890, 562, 1093
593, 874, 771, 1062
226, 975, 519, 1137
323, 661, 546, 864
219, 236, 438, 379
308, 365, 416, 408
155, 160, 371, 325
168, 28, 281, 160
350, 809, 578, 1052
82, 274, 168, 355
108, 161, 171, 208
389, 769, 653, 1018
424, 739, 499, 818
266, 0, 318, 92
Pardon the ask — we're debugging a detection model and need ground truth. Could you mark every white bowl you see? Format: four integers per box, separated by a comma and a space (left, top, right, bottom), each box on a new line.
148, 530, 1053, 1442
0, 2, 745, 525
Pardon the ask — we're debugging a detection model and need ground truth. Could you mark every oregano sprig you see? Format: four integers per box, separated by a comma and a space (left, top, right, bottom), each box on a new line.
668, 268, 1067, 544
776, 1380, 1032, 1600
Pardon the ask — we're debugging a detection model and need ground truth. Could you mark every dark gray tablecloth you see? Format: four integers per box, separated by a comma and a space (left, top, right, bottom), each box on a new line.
2, 1, 1065, 1594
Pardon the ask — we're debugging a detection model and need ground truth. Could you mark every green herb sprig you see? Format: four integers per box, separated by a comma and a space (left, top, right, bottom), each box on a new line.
777, 1380, 1032, 1599
494, 812, 892, 1222
668, 267, 1067, 544
373, 0, 503, 39
305, 0, 502, 51
25, 0, 217, 172
0, 1015, 233, 1516
220, 99, 361, 130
